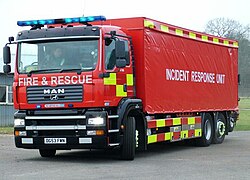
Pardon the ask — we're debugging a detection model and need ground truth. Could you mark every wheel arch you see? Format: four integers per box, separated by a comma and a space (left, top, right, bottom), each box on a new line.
201, 112, 214, 126
117, 98, 147, 151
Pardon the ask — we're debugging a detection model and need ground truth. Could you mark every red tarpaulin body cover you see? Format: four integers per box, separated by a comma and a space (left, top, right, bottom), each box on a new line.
102, 17, 238, 114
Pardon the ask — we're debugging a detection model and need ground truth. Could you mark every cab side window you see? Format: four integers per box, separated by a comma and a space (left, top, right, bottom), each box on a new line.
105, 39, 130, 70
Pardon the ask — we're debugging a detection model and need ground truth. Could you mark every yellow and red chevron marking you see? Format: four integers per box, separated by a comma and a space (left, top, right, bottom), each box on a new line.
147, 116, 201, 129
104, 72, 134, 97
144, 19, 238, 48
148, 132, 171, 144
181, 129, 202, 139
147, 116, 202, 144
181, 117, 201, 125
147, 129, 202, 144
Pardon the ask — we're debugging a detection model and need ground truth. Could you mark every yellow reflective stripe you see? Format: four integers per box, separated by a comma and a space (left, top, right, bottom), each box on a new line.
213, 38, 219, 43
195, 129, 202, 137
165, 132, 171, 140
223, 40, 229, 45
126, 74, 133, 86
148, 135, 157, 144
233, 42, 238, 47
104, 73, 116, 85
181, 130, 189, 139
156, 119, 165, 127
161, 25, 169, 32
188, 117, 195, 125
175, 29, 183, 36
202, 35, 208, 41
173, 118, 181, 125
116, 85, 127, 97
170, 132, 173, 140
189, 32, 196, 39
144, 20, 154, 28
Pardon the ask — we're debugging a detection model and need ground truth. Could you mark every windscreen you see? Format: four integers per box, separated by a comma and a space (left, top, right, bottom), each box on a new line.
17, 39, 99, 73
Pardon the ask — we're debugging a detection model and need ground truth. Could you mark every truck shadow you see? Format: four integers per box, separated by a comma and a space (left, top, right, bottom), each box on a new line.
23, 141, 213, 163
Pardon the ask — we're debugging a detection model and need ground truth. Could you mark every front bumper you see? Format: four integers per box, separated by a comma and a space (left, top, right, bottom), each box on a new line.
14, 110, 119, 150
15, 136, 107, 149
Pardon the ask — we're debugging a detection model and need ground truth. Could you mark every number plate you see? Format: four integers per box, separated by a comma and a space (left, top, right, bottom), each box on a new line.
44, 138, 67, 144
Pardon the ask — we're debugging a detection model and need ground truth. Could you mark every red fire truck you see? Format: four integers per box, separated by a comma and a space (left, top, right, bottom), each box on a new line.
3, 15, 239, 160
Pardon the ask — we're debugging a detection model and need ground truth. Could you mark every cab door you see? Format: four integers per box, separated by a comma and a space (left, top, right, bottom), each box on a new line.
103, 38, 134, 107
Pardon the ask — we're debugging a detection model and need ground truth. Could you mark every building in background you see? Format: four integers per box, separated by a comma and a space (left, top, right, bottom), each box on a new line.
0, 72, 15, 126
0, 54, 15, 126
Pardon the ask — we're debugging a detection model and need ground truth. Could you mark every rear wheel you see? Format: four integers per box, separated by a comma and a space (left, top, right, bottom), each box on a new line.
195, 113, 214, 147
228, 116, 236, 132
39, 149, 56, 157
121, 117, 136, 160
213, 113, 226, 144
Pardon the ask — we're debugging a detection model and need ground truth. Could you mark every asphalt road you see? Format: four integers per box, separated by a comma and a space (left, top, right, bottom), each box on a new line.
0, 131, 250, 180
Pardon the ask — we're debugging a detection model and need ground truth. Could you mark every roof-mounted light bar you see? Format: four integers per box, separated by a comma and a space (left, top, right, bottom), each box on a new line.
17, 15, 106, 27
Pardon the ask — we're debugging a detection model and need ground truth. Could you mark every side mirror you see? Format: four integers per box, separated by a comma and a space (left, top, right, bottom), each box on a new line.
115, 41, 126, 68
115, 41, 126, 59
3, 64, 11, 73
238, 74, 241, 85
8, 36, 14, 43
116, 59, 127, 68
105, 37, 113, 46
3, 46, 11, 64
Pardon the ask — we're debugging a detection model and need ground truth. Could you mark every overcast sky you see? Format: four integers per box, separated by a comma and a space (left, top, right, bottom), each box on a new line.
0, 0, 249, 70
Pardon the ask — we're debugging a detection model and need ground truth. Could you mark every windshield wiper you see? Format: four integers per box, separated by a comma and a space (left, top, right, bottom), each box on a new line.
27, 68, 61, 77
27, 68, 94, 77
60, 68, 94, 75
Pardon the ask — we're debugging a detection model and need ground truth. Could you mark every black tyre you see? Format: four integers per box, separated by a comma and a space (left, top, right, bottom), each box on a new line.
121, 117, 136, 160
39, 149, 56, 157
195, 113, 214, 147
213, 113, 226, 144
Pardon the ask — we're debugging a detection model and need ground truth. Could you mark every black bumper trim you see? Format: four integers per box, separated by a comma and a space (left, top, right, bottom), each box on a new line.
15, 136, 108, 149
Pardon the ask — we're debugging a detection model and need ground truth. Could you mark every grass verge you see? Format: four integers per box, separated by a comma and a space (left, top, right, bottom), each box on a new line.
235, 98, 250, 131
239, 97, 250, 109
0, 127, 13, 135
235, 108, 250, 131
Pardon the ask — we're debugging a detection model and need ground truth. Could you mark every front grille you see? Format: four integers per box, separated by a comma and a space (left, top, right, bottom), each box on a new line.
27, 85, 83, 104
25, 115, 86, 137
38, 130, 82, 137
25, 119, 86, 126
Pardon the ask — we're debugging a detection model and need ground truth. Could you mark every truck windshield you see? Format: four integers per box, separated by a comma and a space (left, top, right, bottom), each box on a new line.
17, 39, 98, 73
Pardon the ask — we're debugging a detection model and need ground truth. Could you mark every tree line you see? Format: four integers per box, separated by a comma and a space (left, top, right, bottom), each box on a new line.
205, 18, 250, 97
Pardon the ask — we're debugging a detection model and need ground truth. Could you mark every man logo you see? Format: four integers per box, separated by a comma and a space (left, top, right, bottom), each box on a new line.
50, 94, 59, 101
44, 88, 64, 101
44, 88, 65, 94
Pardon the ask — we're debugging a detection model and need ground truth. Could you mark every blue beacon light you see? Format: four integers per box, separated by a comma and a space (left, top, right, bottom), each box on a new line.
17, 15, 106, 27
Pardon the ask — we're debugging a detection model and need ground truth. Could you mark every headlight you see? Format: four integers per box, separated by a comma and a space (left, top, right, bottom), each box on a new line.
14, 119, 25, 127
88, 117, 104, 125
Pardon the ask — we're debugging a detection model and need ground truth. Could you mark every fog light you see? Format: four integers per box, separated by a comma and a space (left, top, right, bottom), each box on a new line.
15, 131, 27, 136
87, 130, 96, 135
19, 131, 27, 136
87, 130, 104, 136
14, 119, 25, 127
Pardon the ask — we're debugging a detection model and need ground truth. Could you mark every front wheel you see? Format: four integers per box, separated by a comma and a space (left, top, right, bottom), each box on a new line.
195, 113, 214, 147
213, 113, 226, 144
39, 149, 56, 157
121, 117, 136, 160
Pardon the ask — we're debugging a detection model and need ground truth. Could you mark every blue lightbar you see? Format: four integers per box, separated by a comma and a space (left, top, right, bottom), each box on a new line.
17, 15, 106, 27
